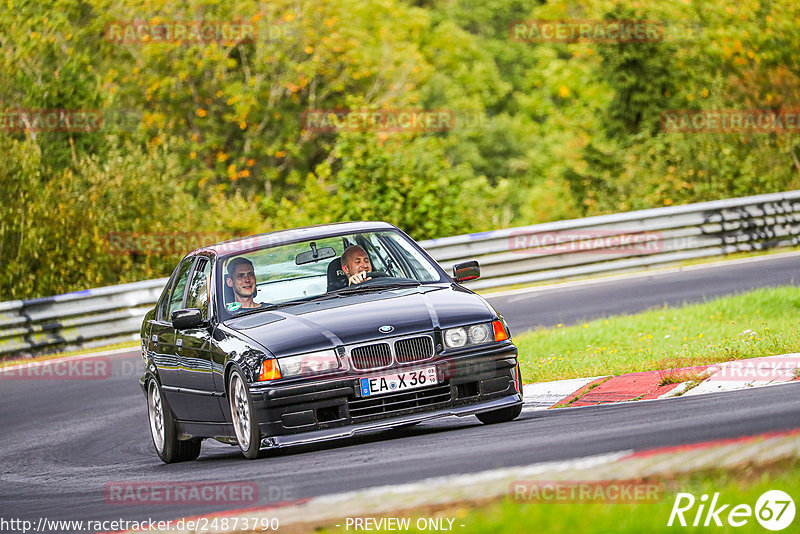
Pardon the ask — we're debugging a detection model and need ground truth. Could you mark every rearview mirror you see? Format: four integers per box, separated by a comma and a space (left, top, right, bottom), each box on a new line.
296, 242, 336, 265
453, 260, 480, 283
172, 308, 204, 329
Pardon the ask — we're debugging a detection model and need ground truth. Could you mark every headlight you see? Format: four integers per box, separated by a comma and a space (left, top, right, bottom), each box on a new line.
444, 327, 467, 348
468, 324, 490, 344
278, 349, 340, 378
443, 323, 494, 349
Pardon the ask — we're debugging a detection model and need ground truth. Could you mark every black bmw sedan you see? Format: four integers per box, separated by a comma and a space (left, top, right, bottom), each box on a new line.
140, 221, 523, 462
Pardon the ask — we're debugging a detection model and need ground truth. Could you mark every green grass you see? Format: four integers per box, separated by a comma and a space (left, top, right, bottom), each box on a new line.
469, 461, 800, 534
449, 463, 800, 534
315, 459, 800, 534
514, 286, 800, 383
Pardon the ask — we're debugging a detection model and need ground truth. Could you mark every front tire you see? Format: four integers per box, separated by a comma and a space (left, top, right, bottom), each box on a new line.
476, 403, 522, 424
228, 369, 261, 459
476, 365, 523, 425
147, 379, 201, 463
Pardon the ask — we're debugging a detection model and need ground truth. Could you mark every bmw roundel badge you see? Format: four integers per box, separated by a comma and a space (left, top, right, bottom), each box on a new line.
379, 325, 394, 334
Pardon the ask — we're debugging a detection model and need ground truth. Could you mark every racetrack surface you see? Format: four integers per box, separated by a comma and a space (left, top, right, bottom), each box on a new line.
2, 253, 799, 530
488, 252, 800, 334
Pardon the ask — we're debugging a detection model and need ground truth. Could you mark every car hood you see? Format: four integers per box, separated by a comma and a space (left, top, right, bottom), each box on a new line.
225, 285, 496, 357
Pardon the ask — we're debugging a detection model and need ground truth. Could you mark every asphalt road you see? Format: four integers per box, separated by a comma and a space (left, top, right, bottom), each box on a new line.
1, 253, 799, 531
487, 252, 800, 333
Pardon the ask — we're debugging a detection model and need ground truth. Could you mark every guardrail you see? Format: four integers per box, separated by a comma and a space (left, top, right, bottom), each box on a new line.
2, 190, 800, 356
424, 189, 800, 290
0, 279, 167, 356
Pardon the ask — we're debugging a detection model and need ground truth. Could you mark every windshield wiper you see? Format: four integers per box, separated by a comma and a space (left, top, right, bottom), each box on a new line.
261, 293, 338, 309
247, 282, 422, 312
334, 281, 421, 294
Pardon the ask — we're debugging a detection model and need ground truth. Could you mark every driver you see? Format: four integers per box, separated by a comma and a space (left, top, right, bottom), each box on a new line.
225, 257, 266, 311
341, 245, 372, 285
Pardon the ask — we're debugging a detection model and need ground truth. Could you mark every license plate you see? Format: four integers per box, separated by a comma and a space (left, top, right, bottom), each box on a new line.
359, 366, 438, 397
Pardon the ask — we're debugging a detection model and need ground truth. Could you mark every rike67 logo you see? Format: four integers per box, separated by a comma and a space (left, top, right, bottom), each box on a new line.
668, 490, 795, 530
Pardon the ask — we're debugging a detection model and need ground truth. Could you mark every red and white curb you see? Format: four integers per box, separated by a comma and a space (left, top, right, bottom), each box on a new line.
522, 353, 800, 409
521, 376, 607, 408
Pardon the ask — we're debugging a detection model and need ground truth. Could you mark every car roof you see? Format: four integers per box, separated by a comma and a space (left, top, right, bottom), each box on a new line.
196, 221, 399, 258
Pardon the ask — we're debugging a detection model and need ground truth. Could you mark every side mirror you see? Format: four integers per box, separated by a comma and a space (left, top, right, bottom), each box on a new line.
172, 308, 204, 329
453, 260, 480, 283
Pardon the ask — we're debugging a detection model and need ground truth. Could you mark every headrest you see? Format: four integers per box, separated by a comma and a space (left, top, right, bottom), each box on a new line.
327, 257, 348, 292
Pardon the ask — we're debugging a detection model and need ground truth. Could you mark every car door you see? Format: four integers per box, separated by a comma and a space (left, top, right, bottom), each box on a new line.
153, 256, 195, 421
177, 256, 226, 422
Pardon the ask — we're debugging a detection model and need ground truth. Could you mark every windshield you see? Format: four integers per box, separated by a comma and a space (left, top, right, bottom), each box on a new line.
216, 230, 445, 319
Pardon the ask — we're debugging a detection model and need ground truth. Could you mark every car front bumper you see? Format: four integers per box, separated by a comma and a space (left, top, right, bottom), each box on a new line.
249, 345, 522, 449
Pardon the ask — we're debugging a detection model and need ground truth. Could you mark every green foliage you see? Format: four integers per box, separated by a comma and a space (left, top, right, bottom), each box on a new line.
1, 0, 799, 298
0, 138, 200, 300
273, 133, 511, 240
0, 133, 42, 300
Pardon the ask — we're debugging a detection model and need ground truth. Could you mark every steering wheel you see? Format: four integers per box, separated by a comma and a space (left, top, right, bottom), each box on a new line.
350, 271, 389, 285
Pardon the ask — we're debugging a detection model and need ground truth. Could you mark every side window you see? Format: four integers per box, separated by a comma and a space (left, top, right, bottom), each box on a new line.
156, 273, 176, 322
167, 257, 194, 319
186, 258, 212, 320
381, 232, 439, 282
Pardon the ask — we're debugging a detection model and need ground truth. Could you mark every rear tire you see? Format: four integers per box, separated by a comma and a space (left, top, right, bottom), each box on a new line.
229, 369, 261, 459
147, 379, 201, 463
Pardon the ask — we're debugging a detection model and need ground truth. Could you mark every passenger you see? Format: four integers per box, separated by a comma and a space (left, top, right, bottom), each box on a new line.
225, 257, 266, 311
341, 245, 372, 285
